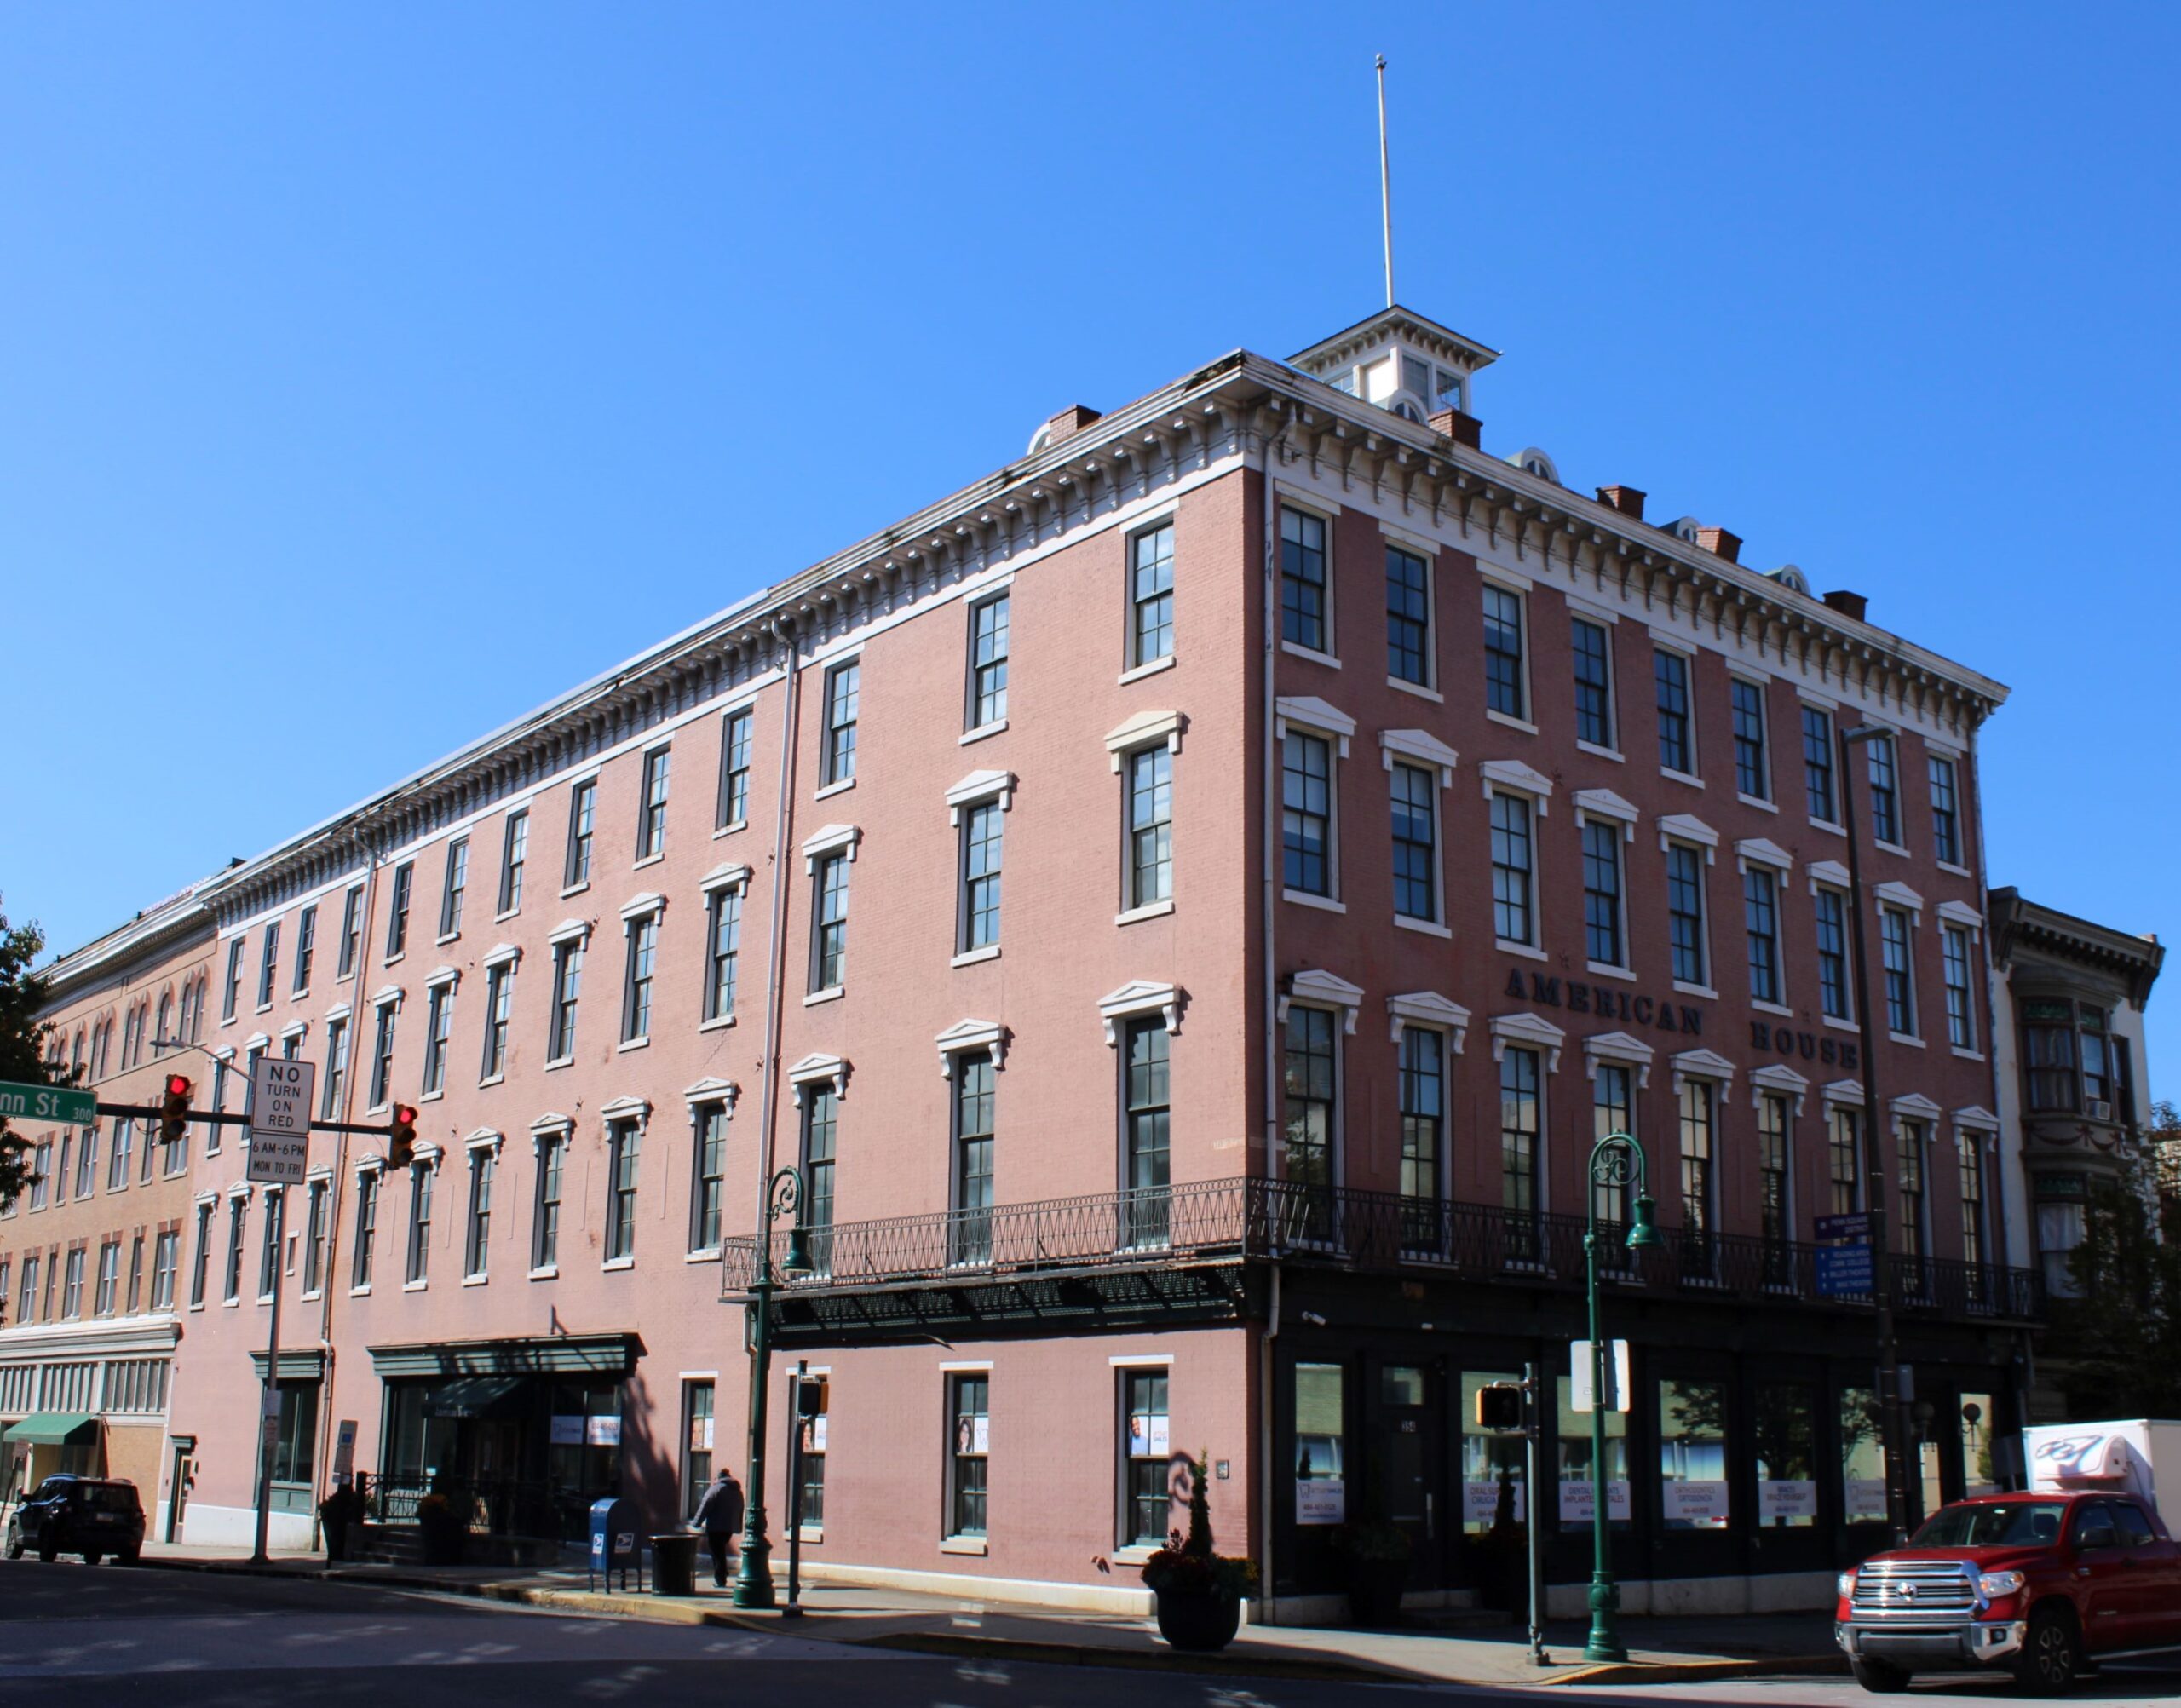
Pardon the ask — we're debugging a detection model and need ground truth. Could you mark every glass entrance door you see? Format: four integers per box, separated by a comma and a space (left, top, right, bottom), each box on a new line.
1375, 1363, 1442, 1590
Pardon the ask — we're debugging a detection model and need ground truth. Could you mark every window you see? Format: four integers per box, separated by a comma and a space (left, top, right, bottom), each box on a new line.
151, 1228, 178, 1309
1659, 1379, 1729, 1530
1731, 679, 1770, 800
422, 983, 452, 1096
95, 1240, 118, 1315
1123, 1019, 1171, 1248
1828, 1106, 1862, 1216
1296, 1361, 1347, 1505
1398, 1027, 1443, 1248
1897, 1120, 1929, 1268
1942, 927, 1977, 1050
1390, 762, 1437, 922
636, 747, 672, 861
245, 1041, 268, 1122
1130, 523, 1175, 667
1867, 735, 1901, 846
1281, 730, 1333, 896
800, 1087, 837, 1270
1125, 747, 1172, 908
270, 1381, 319, 1488
293, 905, 317, 992
257, 923, 281, 1008
1655, 650, 1694, 774
385, 863, 413, 958
1816, 889, 1852, 1021
682, 1380, 716, 1518
1572, 617, 1614, 749
952, 1055, 995, 1265
1959, 1131, 1988, 1271
223, 1196, 246, 1303
2080, 1007, 2112, 1106
1745, 865, 1782, 1004
222, 939, 244, 1021
565, 779, 596, 888
1581, 819, 1625, 967
1489, 791, 1534, 946
622, 913, 658, 1044
1680, 1079, 1718, 1271
967, 595, 1009, 729
1280, 506, 1328, 653
716, 709, 753, 831
480, 963, 511, 1079
189, 1203, 213, 1307
29, 1142, 49, 1209
367, 1003, 397, 1109
1122, 1370, 1171, 1547
464, 1147, 495, 1280
1930, 756, 1962, 866
821, 662, 860, 786
432, 842, 466, 940
1758, 1092, 1791, 1255
498, 811, 529, 915
1880, 906, 1916, 1035
302, 1181, 327, 1294
337, 885, 363, 978
949, 1373, 989, 1537
258, 1188, 284, 1299
1282, 1007, 1336, 1195
1482, 584, 1527, 718
405, 1163, 434, 1284
810, 852, 850, 992
16, 1254, 36, 1323
1593, 1064, 1634, 1233
604, 1120, 641, 1262
62, 1247, 84, 1317
75, 1129, 97, 1199
690, 1103, 728, 1252
1666, 844, 1708, 986
1385, 544, 1430, 686
1500, 1047, 1542, 1254
704, 885, 742, 1022
960, 800, 1004, 952
532, 1132, 564, 1270
549, 936, 584, 1061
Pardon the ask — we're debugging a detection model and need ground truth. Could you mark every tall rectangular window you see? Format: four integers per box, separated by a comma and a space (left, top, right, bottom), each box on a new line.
223, 938, 245, 1021
1581, 819, 1624, 967
960, 800, 1004, 952
1929, 755, 1962, 866
1731, 679, 1770, 800
63, 1246, 85, 1317
464, 1147, 494, 1280
498, 810, 528, 915
1281, 1008, 1336, 1193
821, 662, 860, 785
480, 963, 510, 1080
1898, 1122, 1928, 1265
967, 594, 1009, 729
95, 1240, 118, 1315
223, 1197, 246, 1303
1867, 735, 1901, 846
421, 983, 452, 1096
337, 884, 363, 978
1122, 1369, 1171, 1547
1667, 844, 1707, 986
1489, 791, 1534, 946
293, 905, 317, 993
367, 1004, 397, 1109
190, 1203, 214, 1306
258, 1188, 284, 1298
1758, 1093, 1790, 1254
800, 1087, 837, 1270
1958, 1132, 1988, 1271
1942, 926, 1977, 1050
703, 885, 742, 1022
438, 837, 469, 938
532, 1134, 564, 1270
1280, 506, 1328, 653
1385, 545, 1430, 686
257, 922, 281, 1008
810, 853, 849, 992
716, 708, 753, 831
1281, 731, 1333, 896
17, 1254, 37, 1323
405, 1164, 433, 1285
683, 1381, 716, 1519
1126, 746, 1173, 909
1880, 906, 1916, 1035
549, 938, 583, 1061
1123, 1018, 1171, 1249
1816, 889, 1852, 1021
1130, 523, 1175, 667
604, 1121, 640, 1262
1572, 617, 1614, 748
385, 863, 412, 959
1745, 865, 1782, 1004
1482, 584, 1527, 718
1390, 762, 1436, 922
949, 1374, 990, 1538
1679, 1079, 1717, 1269
1397, 1027, 1442, 1248
1591, 1064, 1635, 1232
76, 1128, 98, 1199
637, 748, 671, 861
302, 1179, 327, 1294
151, 1228, 179, 1309
565, 779, 596, 889
1500, 1047, 1541, 1257
689, 1102, 727, 1253
622, 913, 658, 1043
1828, 1107, 1862, 1216
1655, 649, 1694, 774
1803, 706, 1836, 822
952, 1055, 995, 1265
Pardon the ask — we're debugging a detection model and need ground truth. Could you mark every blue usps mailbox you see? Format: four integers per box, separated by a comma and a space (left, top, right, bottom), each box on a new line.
589, 1496, 639, 1590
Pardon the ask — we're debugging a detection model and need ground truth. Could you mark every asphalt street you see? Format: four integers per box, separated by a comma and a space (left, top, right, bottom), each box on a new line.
2, 1560, 2178, 1706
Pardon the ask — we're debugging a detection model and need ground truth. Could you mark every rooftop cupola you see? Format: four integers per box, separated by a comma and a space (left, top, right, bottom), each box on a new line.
1288, 305, 1499, 425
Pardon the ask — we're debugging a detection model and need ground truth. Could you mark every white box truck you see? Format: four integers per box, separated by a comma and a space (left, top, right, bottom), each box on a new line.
2021, 1418, 2181, 1536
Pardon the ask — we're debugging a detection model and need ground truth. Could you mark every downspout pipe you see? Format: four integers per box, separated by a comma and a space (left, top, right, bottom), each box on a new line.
1257, 405, 1291, 1624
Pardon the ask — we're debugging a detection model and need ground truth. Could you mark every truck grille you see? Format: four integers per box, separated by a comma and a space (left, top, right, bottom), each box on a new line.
1853, 1560, 1975, 1615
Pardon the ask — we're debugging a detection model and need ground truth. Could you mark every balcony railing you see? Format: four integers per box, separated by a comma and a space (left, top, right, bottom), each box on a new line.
719, 1176, 2043, 1321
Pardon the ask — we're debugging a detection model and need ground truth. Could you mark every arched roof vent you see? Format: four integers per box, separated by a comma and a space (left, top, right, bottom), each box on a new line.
1510, 447, 1561, 486
1767, 564, 1811, 596
1668, 515, 1704, 544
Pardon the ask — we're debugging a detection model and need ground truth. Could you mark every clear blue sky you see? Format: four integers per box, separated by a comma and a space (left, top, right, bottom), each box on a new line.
5, 3, 2175, 1081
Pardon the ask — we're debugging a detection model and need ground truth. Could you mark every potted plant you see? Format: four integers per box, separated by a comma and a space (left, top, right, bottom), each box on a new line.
416, 1490, 466, 1566
1139, 1450, 1257, 1653
1330, 1515, 1413, 1625
318, 1480, 365, 1562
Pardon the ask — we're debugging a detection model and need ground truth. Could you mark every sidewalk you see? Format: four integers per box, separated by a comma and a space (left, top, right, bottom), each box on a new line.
137, 1541, 1844, 1688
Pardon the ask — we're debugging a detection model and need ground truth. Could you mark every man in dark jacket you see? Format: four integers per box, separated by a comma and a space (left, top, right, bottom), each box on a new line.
691, 1469, 744, 1588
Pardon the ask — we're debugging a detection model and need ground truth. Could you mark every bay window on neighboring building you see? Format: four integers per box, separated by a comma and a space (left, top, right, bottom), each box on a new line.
1572, 616, 1614, 749
1130, 522, 1175, 669
1280, 506, 1329, 654
1385, 544, 1430, 687
1654, 648, 1695, 776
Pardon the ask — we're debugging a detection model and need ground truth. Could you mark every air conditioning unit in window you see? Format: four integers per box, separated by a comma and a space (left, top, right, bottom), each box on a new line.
2086, 1100, 2113, 1123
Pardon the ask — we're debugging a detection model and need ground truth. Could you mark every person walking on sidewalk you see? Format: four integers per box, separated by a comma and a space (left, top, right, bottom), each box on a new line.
691, 1469, 744, 1589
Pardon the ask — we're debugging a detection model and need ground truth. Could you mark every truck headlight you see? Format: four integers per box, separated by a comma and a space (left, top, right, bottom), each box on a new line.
1977, 1570, 2025, 1598
1837, 1570, 1858, 1597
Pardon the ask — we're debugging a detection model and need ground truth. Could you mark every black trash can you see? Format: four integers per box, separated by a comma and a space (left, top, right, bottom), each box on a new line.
651, 1532, 699, 1596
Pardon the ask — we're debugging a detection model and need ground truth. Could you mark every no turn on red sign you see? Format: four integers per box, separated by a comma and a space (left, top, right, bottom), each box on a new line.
247, 1056, 315, 1184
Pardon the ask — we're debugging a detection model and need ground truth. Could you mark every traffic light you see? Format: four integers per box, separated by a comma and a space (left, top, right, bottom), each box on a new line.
159, 1074, 193, 1144
1475, 1383, 1526, 1434
388, 1103, 418, 1170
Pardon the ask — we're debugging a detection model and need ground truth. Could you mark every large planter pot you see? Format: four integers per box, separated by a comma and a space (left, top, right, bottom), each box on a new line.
1154, 1586, 1241, 1653
1344, 1556, 1410, 1626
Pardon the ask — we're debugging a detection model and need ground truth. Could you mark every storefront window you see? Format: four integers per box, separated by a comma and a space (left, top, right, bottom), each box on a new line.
271, 1381, 319, 1487
1658, 1379, 1729, 1530
1753, 1383, 1817, 1527
1294, 1362, 1345, 1526
1557, 1372, 1629, 1529
1840, 1386, 1887, 1524
1959, 1394, 2000, 1497
1461, 1370, 1525, 1533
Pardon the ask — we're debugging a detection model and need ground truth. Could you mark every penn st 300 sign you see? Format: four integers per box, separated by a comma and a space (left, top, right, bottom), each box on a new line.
247, 1057, 316, 1185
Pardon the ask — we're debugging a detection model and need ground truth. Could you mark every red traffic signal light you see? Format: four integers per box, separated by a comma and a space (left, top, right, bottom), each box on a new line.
388, 1104, 418, 1170
159, 1074, 193, 1144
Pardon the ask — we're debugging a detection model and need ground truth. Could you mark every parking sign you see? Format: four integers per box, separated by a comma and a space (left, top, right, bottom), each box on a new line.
247, 1056, 315, 1184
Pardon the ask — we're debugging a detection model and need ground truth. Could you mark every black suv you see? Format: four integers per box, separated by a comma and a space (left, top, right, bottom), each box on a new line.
6, 1475, 145, 1564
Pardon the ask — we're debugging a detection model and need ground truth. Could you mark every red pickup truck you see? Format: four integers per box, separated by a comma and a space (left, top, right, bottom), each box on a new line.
1835, 1491, 2181, 1693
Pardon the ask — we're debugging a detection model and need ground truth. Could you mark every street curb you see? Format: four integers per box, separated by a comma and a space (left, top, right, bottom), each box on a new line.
1544, 1653, 1849, 1688
848, 1630, 1400, 1683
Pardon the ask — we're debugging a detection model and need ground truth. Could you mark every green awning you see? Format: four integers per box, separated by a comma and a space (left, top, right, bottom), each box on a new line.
3, 1412, 100, 1446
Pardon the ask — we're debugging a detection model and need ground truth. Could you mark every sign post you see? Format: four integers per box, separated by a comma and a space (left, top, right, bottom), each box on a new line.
248, 1057, 314, 1564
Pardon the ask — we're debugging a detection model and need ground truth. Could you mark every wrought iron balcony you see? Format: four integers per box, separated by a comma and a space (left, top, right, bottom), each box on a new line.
718, 1176, 2043, 1323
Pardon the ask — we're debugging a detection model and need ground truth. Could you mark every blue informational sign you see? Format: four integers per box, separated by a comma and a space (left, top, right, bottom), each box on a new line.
1813, 1212, 1871, 1242
1816, 1242, 1875, 1296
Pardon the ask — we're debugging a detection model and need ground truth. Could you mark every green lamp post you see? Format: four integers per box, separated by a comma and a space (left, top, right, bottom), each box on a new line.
733, 1165, 814, 1610
1581, 1130, 1661, 1664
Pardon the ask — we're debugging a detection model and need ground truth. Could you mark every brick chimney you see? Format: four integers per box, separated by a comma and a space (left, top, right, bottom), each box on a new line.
1694, 526, 1743, 563
1429, 407, 1482, 449
1821, 589, 1869, 623
1595, 485, 1646, 520
1040, 405, 1102, 446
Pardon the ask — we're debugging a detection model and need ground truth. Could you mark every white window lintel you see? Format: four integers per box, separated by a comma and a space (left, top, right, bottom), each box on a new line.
1479, 758, 1555, 813
1104, 710, 1186, 772
1098, 980, 1184, 1045
1488, 1011, 1566, 1074
1582, 1030, 1656, 1088
945, 769, 1017, 825
1387, 990, 1469, 1050
1278, 969, 1365, 1035
935, 1018, 1007, 1077
801, 824, 862, 873
1379, 728, 1459, 785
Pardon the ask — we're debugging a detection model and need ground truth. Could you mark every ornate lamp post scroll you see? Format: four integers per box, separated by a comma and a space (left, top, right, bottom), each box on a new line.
733, 1165, 814, 1609
1582, 1130, 1660, 1664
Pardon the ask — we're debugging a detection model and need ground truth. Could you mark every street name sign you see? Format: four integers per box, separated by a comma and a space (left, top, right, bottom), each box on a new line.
247, 1057, 315, 1184
0, 1079, 96, 1127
